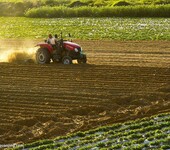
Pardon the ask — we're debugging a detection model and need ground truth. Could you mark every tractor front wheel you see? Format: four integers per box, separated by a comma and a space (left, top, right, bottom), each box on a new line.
62, 56, 72, 64
36, 48, 51, 64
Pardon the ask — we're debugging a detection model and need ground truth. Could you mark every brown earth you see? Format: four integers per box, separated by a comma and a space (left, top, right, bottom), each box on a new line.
0, 40, 169, 145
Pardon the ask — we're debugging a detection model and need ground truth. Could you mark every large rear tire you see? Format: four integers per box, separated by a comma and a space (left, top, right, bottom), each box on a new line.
62, 56, 72, 64
36, 48, 51, 64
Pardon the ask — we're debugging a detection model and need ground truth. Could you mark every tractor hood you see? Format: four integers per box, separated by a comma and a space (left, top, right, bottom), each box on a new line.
63, 41, 81, 51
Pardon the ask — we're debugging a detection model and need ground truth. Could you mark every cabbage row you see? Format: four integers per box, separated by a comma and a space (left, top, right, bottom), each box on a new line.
0, 17, 169, 40
12, 112, 170, 150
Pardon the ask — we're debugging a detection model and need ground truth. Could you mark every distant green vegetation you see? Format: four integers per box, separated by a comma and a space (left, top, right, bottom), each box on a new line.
0, 0, 170, 17
11, 112, 170, 150
25, 5, 170, 18
0, 0, 170, 6
0, 17, 169, 40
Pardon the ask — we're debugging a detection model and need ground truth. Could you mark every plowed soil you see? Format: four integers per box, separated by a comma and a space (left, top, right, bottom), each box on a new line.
0, 40, 170, 145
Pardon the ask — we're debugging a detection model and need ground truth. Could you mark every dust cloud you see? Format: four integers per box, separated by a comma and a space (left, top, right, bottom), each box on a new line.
7, 49, 35, 63
0, 40, 37, 63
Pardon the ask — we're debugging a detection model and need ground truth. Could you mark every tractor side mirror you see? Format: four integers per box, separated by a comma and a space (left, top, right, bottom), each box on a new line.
68, 33, 72, 42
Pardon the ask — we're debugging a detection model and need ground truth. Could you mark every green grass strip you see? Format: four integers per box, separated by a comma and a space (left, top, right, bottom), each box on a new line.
25, 5, 170, 18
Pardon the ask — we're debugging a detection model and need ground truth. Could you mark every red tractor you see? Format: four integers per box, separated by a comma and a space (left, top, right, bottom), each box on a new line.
35, 33, 87, 64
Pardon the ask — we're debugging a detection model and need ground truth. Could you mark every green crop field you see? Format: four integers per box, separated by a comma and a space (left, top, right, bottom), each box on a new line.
10, 112, 170, 150
0, 17, 169, 40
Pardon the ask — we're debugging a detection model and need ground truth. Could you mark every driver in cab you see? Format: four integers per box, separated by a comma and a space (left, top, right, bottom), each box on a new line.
47, 34, 56, 46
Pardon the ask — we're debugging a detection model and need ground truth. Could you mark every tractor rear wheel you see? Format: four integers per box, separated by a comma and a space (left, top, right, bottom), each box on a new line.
62, 56, 72, 64
36, 48, 51, 64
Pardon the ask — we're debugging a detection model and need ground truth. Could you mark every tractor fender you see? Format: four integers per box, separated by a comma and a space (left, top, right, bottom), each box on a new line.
36, 43, 53, 53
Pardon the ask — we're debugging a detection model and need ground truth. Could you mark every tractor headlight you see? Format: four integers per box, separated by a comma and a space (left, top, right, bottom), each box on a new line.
75, 48, 79, 52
